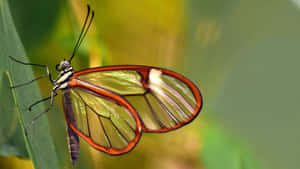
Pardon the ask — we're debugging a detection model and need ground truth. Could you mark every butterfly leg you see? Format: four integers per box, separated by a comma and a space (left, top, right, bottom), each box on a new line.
28, 95, 52, 111
11, 74, 48, 88
25, 90, 58, 135
8, 56, 55, 86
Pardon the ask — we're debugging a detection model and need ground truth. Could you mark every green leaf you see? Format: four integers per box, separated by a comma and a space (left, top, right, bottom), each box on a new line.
0, 0, 60, 168
0, 72, 17, 148
0, 72, 28, 158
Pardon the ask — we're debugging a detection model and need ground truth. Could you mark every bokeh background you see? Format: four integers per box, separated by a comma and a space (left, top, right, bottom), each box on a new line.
0, 0, 299, 169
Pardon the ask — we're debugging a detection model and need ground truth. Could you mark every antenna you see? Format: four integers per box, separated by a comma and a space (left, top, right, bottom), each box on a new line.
69, 5, 95, 62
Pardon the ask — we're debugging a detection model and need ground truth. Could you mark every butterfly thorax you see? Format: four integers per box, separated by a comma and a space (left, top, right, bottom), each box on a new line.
54, 60, 74, 90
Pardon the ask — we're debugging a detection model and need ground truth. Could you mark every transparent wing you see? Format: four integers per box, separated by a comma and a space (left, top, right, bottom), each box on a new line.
63, 87, 142, 154
78, 70, 146, 95
75, 66, 202, 132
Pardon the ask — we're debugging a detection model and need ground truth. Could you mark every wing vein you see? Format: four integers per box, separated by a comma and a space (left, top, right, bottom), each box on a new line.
110, 119, 130, 143
97, 116, 112, 148
144, 94, 166, 129
149, 91, 180, 124
73, 89, 112, 147
84, 104, 91, 137
73, 89, 110, 119
75, 77, 122, 97
72, 89, 90, 136
122, 93, 146, 97
163, 80, 194, 113
123, 115, 136, 132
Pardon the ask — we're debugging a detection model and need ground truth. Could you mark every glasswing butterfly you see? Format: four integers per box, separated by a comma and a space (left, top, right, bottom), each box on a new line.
10, 5, 203, 164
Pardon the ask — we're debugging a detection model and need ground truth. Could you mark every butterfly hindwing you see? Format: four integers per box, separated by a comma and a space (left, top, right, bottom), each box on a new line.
63, 85, 142, 155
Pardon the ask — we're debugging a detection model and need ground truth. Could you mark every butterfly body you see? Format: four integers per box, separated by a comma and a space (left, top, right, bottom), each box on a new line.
53, 60, 74, 90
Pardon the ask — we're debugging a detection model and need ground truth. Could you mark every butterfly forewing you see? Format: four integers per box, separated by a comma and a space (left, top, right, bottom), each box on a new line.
78, 70, 146, 95
72, 65, 202, 133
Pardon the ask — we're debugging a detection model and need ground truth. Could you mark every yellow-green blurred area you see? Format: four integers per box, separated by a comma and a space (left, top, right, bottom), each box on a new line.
0, 0, 299, 169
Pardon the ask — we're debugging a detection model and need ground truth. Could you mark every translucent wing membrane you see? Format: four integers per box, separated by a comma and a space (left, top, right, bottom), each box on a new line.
63, 87, 142, 154
78, 70, 146, 95
124, 69, 199, 132
73, 66, 202, 133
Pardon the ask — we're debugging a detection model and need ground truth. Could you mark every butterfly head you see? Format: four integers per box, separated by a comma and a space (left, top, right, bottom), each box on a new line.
56, 59, 72, 72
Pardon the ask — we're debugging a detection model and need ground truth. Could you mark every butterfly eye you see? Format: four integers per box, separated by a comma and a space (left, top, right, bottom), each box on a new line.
56, 63, 61, 71
60, 61, 71, 70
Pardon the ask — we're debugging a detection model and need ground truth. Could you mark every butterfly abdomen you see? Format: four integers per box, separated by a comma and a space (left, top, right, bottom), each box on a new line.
63, 90, 80, 164
68, 126, 80, 164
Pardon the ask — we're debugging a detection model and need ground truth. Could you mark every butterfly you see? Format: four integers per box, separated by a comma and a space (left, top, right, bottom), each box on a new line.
10, 5, 203, 164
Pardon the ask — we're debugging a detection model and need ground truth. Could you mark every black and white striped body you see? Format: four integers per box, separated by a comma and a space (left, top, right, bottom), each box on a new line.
53, 60, 80, 164
54, 67, 74, 90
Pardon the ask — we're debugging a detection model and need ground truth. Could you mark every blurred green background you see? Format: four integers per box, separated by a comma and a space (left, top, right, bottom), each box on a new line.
0, 0, 299, 169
